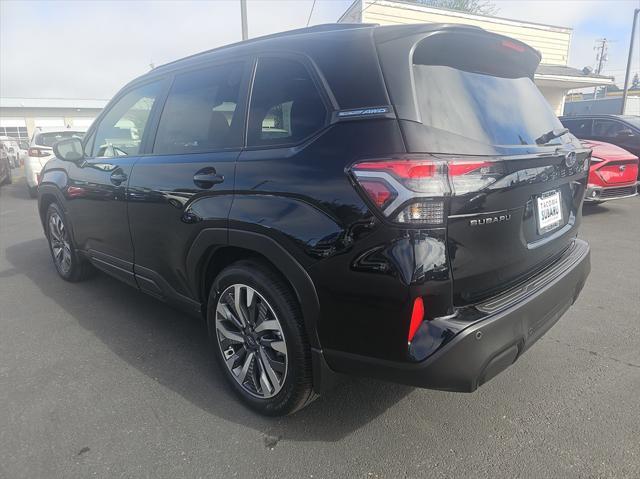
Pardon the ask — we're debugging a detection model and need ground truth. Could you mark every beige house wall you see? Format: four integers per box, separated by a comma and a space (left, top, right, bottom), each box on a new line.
344, 0, 572, 66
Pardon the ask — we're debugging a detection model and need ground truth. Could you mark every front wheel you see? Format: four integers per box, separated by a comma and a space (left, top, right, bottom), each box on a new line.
46, 203, 93, 282
207, 260, 316, 416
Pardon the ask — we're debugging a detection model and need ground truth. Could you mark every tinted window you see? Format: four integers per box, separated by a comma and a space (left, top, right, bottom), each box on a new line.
35, 131, 85, 147
413, 65, 564, 146
92, 82, 161, 157
561, 119, 592, 138
248, 57, 327, 147
593, 120, 628, 139
154, 63, 245, 154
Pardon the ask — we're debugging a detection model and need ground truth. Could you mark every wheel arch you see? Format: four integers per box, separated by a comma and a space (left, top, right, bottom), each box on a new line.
188, 228, 322, 350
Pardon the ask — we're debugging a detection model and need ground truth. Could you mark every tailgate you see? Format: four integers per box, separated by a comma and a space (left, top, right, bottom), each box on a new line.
447, 151, 589, 304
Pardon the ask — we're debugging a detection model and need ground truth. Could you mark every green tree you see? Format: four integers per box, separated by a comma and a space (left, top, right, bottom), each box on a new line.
632, 73, 640, 90
410, 0, 499, 15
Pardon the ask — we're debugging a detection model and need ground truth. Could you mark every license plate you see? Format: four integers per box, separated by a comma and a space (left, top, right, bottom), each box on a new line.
537, 190, 562, 234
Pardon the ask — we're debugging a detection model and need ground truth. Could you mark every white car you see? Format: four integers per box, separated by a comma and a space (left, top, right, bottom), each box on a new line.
25, 128, 85, 197
0, 137, 22, 168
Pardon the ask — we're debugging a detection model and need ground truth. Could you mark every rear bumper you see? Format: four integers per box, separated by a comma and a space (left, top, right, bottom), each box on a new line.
584, 183, 637, 202
324, 239, 590, 392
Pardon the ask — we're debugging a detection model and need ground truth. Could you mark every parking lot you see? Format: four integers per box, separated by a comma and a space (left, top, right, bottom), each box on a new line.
1, 168, 638, 478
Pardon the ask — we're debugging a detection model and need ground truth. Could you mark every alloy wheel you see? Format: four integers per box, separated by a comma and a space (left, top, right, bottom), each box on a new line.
215, 284, 288, 399
48, 211, 72, 275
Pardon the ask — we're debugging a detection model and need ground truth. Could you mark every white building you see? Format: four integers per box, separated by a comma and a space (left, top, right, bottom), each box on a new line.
339, 0, 614, 114
0, 97, 108, 141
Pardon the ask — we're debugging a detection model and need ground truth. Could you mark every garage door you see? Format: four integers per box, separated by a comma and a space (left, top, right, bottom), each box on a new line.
34, 117, 65, 128
0, 118, 29, 140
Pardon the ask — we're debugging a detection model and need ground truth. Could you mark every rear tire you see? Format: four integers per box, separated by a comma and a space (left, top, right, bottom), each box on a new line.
207, 259, 317, 416
45, 203, 93, 282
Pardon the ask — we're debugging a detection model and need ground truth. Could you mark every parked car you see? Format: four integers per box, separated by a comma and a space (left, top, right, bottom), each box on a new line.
0, 137, 21, 168
25, 129, 85, 197
38, 23, 591, 416
560, 114, 640, 180
580, 140, 638, 203
0, 144, 12, 186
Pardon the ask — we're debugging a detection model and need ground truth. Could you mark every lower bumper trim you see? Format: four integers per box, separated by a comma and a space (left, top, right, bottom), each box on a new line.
323, 238, 591, 392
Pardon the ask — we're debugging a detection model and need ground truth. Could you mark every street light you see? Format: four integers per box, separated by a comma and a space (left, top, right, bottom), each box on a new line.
620, 8, 639, 114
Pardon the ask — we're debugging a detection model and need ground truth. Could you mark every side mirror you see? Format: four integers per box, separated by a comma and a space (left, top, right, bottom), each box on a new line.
53, 137, 84, 162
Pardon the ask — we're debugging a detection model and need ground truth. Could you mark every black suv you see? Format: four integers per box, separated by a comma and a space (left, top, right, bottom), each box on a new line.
39, 24, 591, 415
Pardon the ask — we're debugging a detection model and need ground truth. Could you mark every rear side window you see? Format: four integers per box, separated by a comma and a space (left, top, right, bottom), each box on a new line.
562, 119, 592, 137
154, 63, 245, 154
92, 81, 161, 158
247, 57, 327, 147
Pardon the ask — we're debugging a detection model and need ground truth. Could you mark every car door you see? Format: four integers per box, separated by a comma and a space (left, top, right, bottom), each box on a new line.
127, 60, 251, 305
66, 80, 165, 286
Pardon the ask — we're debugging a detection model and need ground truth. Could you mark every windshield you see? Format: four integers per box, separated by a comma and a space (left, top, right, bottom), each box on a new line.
413, 65, 565, 146
624, 117, 640, 129
35, 131, 85, 147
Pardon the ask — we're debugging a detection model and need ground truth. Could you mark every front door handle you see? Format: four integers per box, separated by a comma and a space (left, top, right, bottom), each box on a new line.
110, 171, 128, 185
194, 168, 224, 189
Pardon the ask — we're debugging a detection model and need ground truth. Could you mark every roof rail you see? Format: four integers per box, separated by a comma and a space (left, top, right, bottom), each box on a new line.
153, 23, 377, 73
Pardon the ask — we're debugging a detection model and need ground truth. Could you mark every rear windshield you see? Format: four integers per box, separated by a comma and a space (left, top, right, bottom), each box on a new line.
35, 131, 84, 147
413, 65, 564, 146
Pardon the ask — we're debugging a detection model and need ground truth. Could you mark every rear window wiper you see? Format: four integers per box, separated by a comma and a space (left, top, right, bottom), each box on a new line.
535, 128, 569, 145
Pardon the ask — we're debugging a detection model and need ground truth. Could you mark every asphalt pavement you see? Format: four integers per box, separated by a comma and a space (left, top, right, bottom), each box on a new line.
1, 167, 639, 478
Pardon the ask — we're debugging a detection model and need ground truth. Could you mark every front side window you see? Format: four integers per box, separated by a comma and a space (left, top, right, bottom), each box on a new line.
247, 57, 327, 147
92, 81, 161, 158
153, 63, 245, 154
593, 120, 627, 139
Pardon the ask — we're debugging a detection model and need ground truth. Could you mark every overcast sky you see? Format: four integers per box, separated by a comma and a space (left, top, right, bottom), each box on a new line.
1, 0, 638, 99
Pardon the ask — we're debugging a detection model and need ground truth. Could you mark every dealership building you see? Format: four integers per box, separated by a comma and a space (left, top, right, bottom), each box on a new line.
0, 97, 107, 141
339, 0, 614, 115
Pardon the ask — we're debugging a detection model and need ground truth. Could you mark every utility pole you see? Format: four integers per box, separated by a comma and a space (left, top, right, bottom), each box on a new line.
593, 38, 609, 99
621, 9, 640, 114
240, 0, 248, 40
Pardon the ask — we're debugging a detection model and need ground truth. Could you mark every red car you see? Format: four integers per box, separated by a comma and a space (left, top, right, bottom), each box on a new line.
582, 140, 638, 203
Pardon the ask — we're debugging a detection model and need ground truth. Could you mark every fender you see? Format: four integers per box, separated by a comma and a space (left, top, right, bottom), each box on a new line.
187, 228, 322, 350
37, 169, 70, 231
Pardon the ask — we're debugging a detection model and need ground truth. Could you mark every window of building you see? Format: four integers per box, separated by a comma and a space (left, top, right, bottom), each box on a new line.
247, 57, 327, 147
92, 81, 161, 157
153, 63, 244, 154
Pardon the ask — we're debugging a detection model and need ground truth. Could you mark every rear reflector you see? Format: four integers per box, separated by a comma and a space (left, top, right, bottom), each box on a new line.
408, 297, 425, 343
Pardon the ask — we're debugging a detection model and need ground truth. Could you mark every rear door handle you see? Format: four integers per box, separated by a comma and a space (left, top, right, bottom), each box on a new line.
194, 168, 224, 189
110, 171, 128, 185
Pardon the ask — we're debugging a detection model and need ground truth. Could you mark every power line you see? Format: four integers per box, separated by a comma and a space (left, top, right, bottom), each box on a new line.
306, 0, 317, 27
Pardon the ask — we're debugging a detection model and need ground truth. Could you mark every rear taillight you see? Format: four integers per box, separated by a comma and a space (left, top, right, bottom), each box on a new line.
350, 155, 503, 225
28, 147, 50, 157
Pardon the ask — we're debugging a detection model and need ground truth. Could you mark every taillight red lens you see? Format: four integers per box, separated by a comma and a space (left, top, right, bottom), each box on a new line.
358, 179, 396, 209
355, 160, 437, 179
350, 155, 502, 225
408, 297, 425, 343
